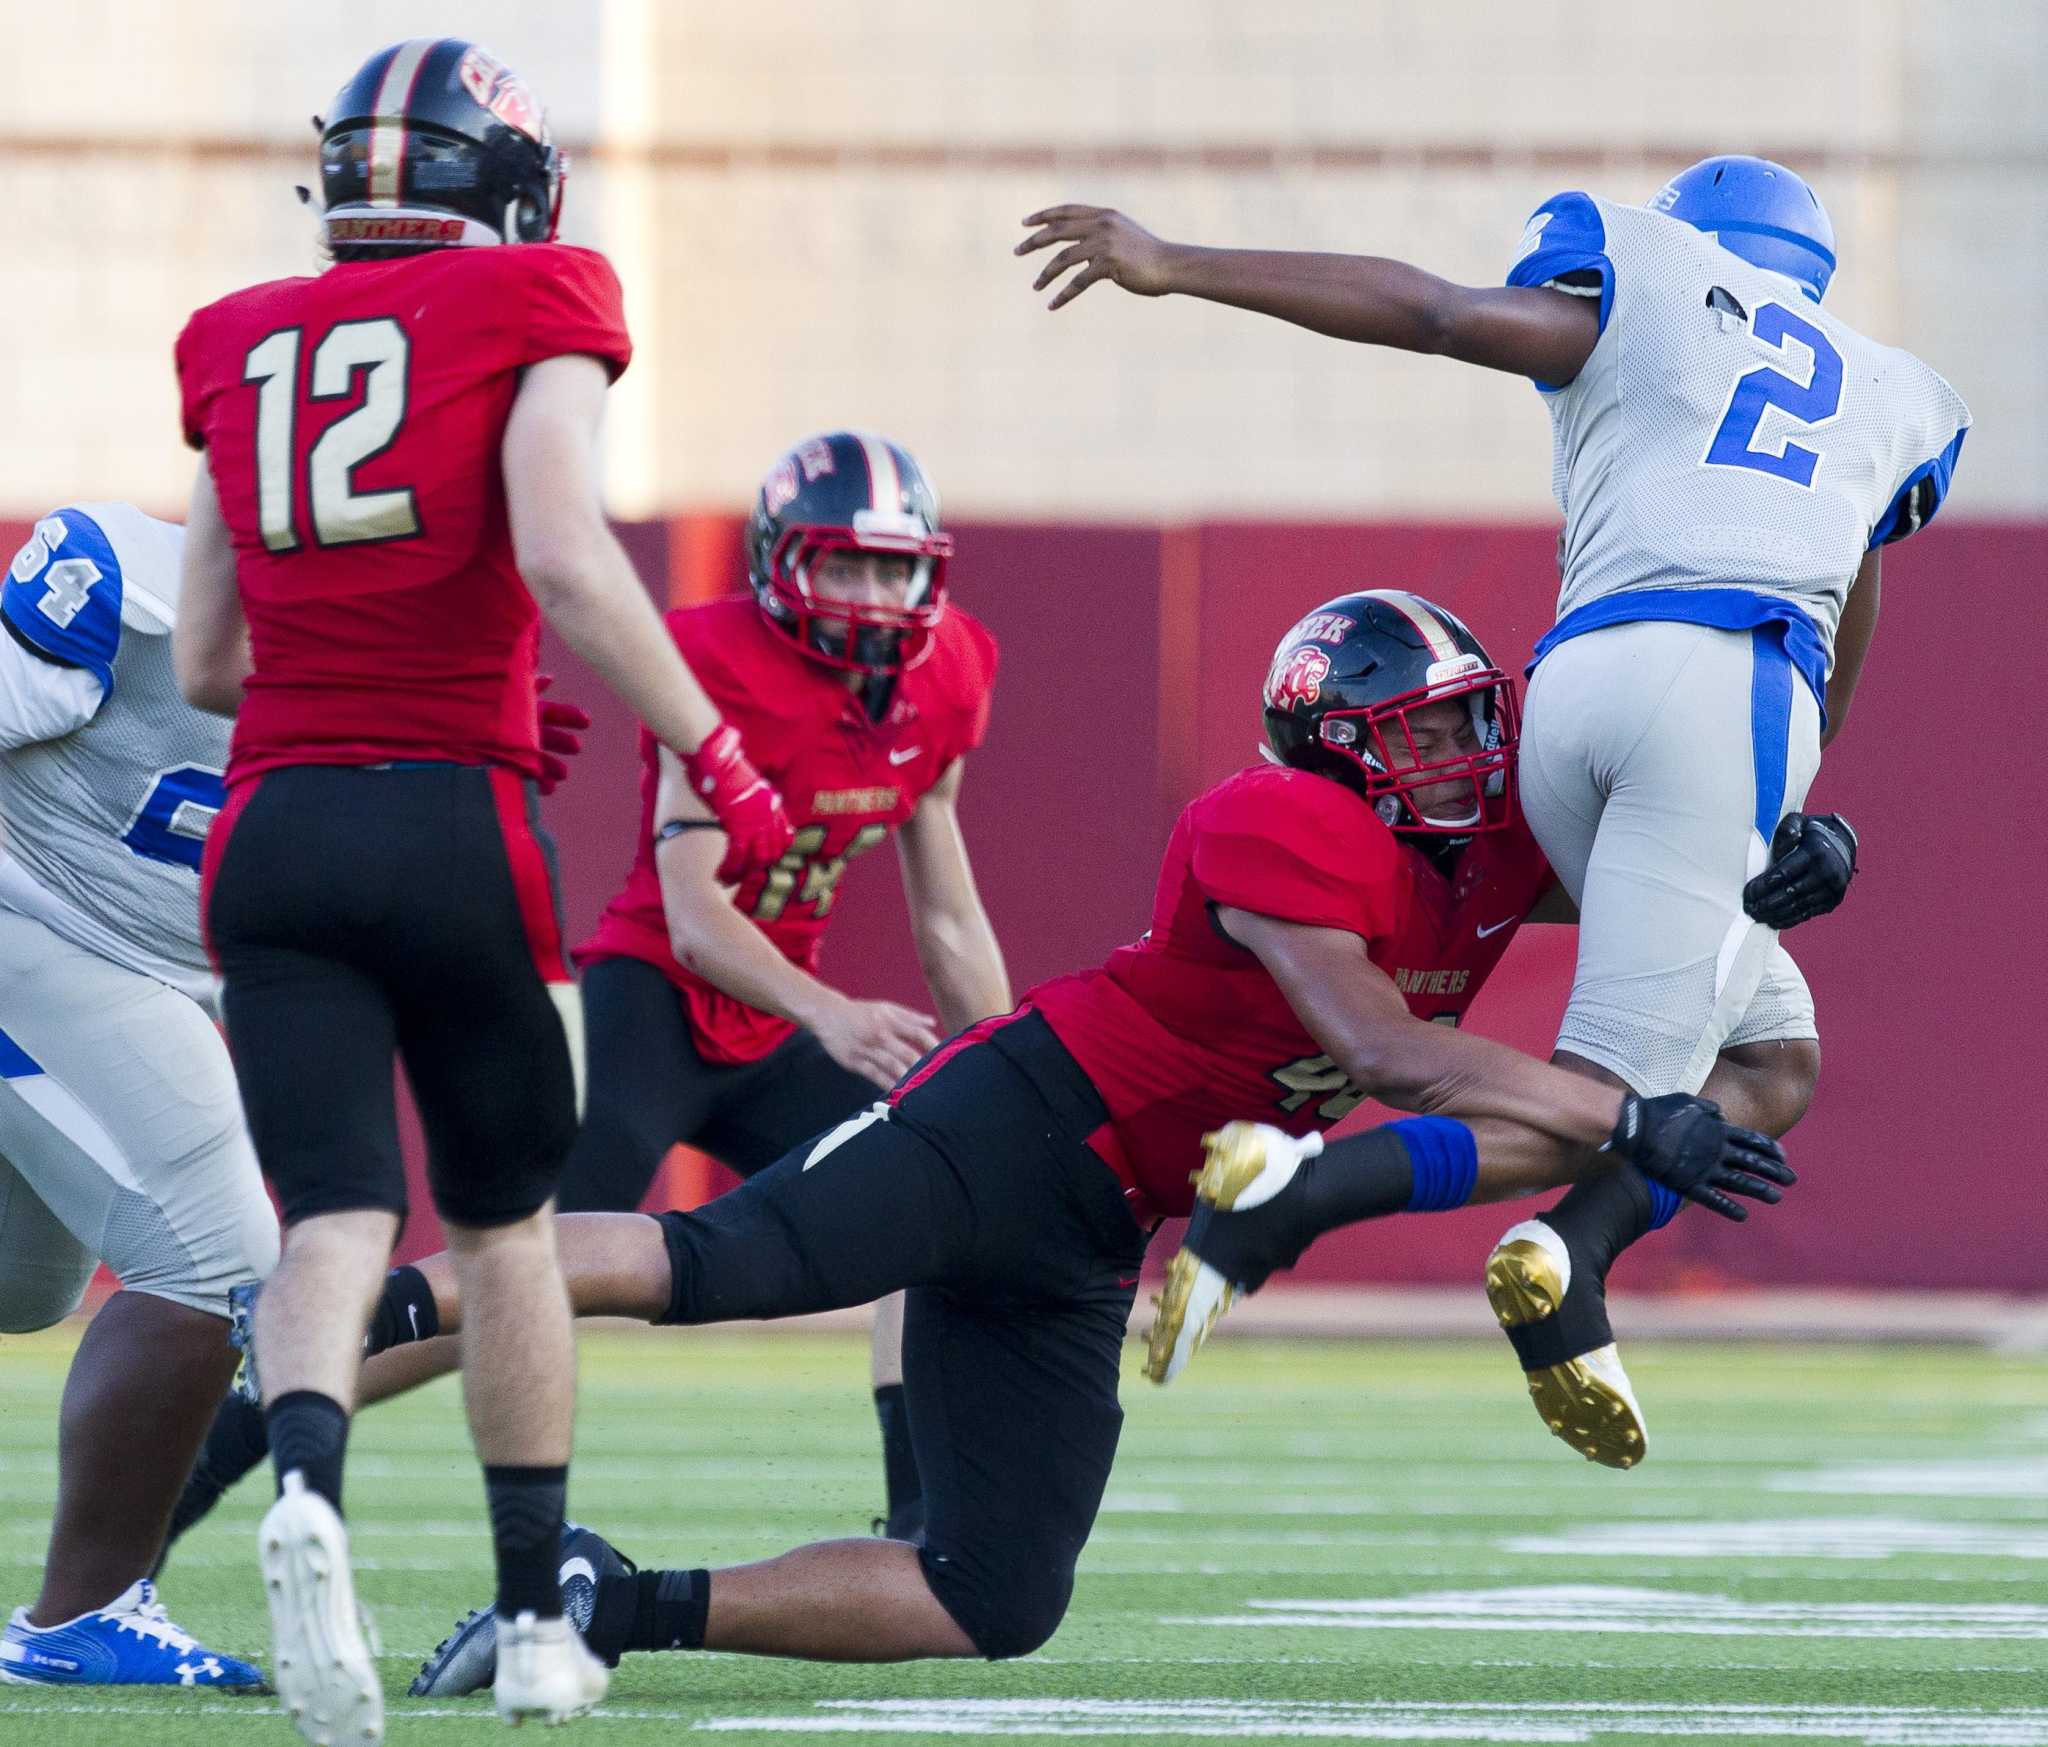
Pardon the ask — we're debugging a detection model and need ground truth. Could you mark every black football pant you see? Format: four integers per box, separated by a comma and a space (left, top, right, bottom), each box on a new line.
555, 956, 879, 1211
655, 1009, 1148, 1658
207, 764, 578, 1228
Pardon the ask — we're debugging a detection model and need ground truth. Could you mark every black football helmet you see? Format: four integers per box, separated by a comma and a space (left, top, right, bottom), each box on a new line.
744, 432, 954, 676
1262, 590, 1519, 836
315, 39, 564, 258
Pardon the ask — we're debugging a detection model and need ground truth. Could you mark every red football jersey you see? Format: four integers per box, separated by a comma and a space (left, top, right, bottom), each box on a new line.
174, 244, 632, 785
1027, 763, 1553, 1222
578, 598, 999, 1063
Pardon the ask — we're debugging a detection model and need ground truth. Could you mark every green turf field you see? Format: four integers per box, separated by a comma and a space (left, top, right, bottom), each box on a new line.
3, 1324, 2045, 1745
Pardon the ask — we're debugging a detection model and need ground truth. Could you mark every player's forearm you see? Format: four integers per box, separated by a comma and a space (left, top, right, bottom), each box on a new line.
1158, 244, 1465, 351
912, 907, 1012, 1037
1822, 552, 1880, 750
527, 543, 723, 755
1337, 1020, 1623, 1148
659, 863, 843, 1033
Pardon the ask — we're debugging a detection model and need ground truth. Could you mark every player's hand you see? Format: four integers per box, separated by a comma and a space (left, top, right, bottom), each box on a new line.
1605, 1093, 1796, 1223
1743, 811, 1858, 930
1017, 205, 1177, 309
534, 673, 592, 797
812, 995, 941, 1090
680, 722, 796, 884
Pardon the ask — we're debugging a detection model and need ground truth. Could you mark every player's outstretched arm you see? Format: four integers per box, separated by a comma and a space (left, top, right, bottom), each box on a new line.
894, 760, 1012, 1036
1216, 905, 1791, 1217
652, 749, 939, 1088
1017, 205, 1600, 384
1217, 904, 1621, 1144
172, 457, 252, 716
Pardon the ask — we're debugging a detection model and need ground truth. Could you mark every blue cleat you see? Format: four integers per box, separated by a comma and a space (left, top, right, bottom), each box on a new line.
0, 1579, 268, 1690
409, 1521, 634, 1697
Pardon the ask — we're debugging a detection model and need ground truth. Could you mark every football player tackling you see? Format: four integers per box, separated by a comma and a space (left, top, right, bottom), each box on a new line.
398, 592, 1789, 1686
1017, 156, 1964, 1462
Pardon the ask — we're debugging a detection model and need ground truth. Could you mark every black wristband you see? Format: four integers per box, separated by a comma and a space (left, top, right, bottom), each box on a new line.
654, 818, 724, 841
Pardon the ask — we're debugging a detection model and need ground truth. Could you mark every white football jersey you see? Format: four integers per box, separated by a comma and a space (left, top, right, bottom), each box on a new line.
0, 504, 225, 1000
1509, 193, 1970, 655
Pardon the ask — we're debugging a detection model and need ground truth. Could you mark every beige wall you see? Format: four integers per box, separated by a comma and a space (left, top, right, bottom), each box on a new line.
1, 0, 2039, 520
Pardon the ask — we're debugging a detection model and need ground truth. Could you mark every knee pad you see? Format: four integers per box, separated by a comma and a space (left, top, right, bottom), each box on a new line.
918, 1544, 1075, 1661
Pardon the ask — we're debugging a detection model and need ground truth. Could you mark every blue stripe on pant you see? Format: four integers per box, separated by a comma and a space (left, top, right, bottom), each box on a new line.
1750, 627, 1796, 845
0, 1025, 41, 1079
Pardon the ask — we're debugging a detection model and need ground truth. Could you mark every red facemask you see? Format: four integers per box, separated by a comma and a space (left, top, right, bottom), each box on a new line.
762, 524, 954, 676
1317, 669, 1521, 835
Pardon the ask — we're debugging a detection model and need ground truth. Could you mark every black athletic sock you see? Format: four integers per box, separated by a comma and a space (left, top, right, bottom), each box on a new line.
1188, 1128, 1415, 1292
873, 1384, 921, 1522
157, 1392, 272, 1570
583, 1568, 711, 1662
266, 1389, 349, 1514
363, 1265, 441, 1359
1499, 1169, 1653, 1370
484, 1464, 567, 1621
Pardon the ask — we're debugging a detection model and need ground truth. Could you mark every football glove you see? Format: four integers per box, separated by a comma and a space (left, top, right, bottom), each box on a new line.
534, 673, 591, 798
1605, 1092, 1795, 1223
1743, 811, 1858, 930
680, 721, 796, 884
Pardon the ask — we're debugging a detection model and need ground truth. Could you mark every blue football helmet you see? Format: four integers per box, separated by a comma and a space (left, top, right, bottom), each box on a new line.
1650, 156, 1836, 301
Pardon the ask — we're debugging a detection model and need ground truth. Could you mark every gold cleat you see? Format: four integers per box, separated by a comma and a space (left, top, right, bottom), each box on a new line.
1484, 1225, 1647, 1470
1143, 1123, 1314, 1386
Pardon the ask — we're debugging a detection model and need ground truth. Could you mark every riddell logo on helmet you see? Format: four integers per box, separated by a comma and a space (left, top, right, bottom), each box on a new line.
458, 47, 544, 142
328, 215, 468, 244
1265, 645, 1331, 712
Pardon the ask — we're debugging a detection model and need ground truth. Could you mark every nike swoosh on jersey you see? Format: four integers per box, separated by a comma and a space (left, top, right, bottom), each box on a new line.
888, 746, 923, 765
1476, 917, 1517, 939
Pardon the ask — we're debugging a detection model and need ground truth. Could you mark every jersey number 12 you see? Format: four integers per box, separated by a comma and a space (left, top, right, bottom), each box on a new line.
243, 319, 421, 551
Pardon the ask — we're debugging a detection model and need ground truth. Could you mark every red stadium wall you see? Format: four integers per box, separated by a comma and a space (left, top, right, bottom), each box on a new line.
316, 513, 2040, 1293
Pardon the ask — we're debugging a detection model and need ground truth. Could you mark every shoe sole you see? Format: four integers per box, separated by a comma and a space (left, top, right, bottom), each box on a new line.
259, 1495, 383, 1746
1484, 1238, 1645, 1471
1143, 1126, 1271, 1385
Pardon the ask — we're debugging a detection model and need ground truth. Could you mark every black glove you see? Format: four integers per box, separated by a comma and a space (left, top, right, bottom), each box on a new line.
1743, 811, 1858, 930
1605, 1093, 1796, 1223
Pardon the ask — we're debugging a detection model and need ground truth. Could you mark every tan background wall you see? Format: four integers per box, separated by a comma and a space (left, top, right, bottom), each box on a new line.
0, 0, 2038, 519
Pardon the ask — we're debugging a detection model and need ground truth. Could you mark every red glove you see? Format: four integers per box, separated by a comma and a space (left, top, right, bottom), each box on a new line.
534, 674, 593, 797
680, 722, 795, 882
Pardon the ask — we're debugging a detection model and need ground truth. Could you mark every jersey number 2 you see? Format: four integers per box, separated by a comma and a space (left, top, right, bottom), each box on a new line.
1702, 301, 1843, 488
243, 320, 421, 551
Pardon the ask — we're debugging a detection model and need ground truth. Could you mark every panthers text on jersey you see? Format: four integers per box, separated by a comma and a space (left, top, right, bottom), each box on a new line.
1024, 763, 1554, 1223
577, 597, 1000, 1063
1508, 192, 1969, 699
173, 243, 631, 784
0, 504, 224, 1002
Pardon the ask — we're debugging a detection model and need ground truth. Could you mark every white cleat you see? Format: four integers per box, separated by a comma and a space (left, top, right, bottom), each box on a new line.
1483, 1218, 1648, 1469
1144, 1122, 1322, 1385
258, 1472, 382, 1746
494, 1610, 608, 1727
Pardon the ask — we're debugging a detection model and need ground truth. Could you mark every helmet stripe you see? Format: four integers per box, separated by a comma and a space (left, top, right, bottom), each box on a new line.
856, 433, 900, 517
367, 37, 437, 205
1361, 589, 1459, 661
